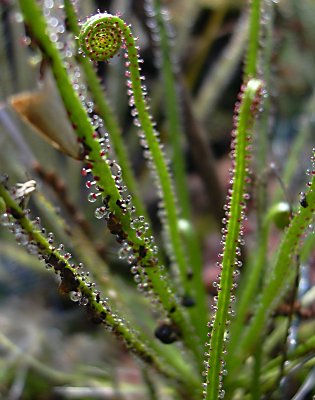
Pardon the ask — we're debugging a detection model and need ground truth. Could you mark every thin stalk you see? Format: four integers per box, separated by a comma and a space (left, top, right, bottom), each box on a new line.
0, 184, 170, 378
244, 0, 261, 78
232, 352, 315, 393
262, 338, 315, 380
78, 11, 202, 358
255, 0, 274, 228
147, 0, 207, 341
204, 79, 263, 400
228, 202, 290, 358
63, 0, 147, 219
18, 0, 200, 361
273, 256, 301, 397
0, 183, 200, 395
244, 15, 275, 390
229, 154, 315, 376
250, 341, 263, 399
232, 1, 264, 394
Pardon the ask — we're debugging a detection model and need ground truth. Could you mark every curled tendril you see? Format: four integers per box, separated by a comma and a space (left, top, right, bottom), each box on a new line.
79, 14, 123, 62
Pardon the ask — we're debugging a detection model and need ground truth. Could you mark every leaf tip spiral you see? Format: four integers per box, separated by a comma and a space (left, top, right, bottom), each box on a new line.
79, 13, 123, 62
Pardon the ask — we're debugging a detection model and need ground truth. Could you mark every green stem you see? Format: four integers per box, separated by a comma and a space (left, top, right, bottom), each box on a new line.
149, 0, 190, 222
263, 334, 315, 377
78, 12, 191, 298
63, 0, 147, 220
0, 183, 180, 383
250, 340, 263, 399
245, 7, 275, 384
204, 79, 263, 400
77, 11, 201, 359
18, 0, 199, 361
229, 156, 315, 376
149, 0, 207, 342
244, 0, 261, 78
232, 335, 315, 392
225, 2, 264, 393
255, 0, 274, 228
228, 201, 290, 359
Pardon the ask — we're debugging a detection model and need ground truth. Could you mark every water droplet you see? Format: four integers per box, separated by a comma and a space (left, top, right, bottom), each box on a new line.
130, 265, 138, 274
26, 241, 38, 255
88, 193, 99, 203
130, 218, 143, 230
38, 254, 46, 263
94, 206, 107, 219
107, 161, 121, 177
0, 213, 11, 226
118, 247, 129, 259
69, 291, 81, 302
81, 167, 91, 176
86, 180, 96, 189
80, 296, 89, 306
15, 232, 29, 246
44, 0, 54, 9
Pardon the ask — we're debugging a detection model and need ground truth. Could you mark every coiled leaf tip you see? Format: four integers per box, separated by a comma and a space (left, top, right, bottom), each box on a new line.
79, 14, 123, 62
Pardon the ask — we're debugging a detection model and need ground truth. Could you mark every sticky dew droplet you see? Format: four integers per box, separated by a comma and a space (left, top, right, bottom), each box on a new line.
79, 296, 89, 306
69, 291, 82, 302
15, 232, 29, 246
130, 265, 138, 275
88, 192, 100, 203
130, 218, 143, 230
0, 213, 11, 226
26, 241, 38, 255
118, 246, 131, 260
94, 206, 108, 219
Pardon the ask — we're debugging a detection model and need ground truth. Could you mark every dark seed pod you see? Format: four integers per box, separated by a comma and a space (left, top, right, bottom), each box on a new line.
154, 323, 179, 344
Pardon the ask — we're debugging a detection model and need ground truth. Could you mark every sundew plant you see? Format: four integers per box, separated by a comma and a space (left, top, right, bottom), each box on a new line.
1, 0, 315, 399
